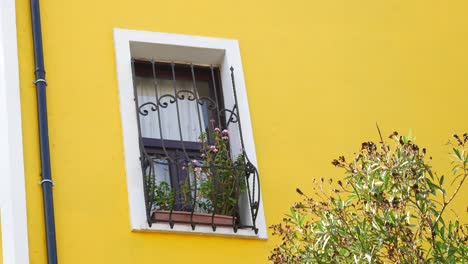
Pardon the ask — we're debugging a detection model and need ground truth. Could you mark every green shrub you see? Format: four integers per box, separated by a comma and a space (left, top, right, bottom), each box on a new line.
269, 131, 468, 263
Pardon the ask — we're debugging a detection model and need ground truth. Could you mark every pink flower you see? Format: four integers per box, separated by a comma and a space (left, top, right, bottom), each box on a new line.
210, 145, 216, 150
181, 166, 186, 170
194, 167, 202, 172
201, 153, 206, 158
192, 159, 198, 164
222, 136, 229, 140
214, 128, 220, 132
213, 148, 219, 153
222, 129, 229, 134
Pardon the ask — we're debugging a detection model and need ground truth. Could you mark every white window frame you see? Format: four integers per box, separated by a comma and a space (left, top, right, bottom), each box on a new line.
0, 0, 30, 263
113, 28, 267, 239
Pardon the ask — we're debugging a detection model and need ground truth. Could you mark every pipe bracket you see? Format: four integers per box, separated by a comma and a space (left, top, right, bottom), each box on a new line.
39, 179, 54, 186
33, 78, 48, 86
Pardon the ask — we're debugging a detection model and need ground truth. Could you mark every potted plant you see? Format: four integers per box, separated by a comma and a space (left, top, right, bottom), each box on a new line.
151, 127, 247, 227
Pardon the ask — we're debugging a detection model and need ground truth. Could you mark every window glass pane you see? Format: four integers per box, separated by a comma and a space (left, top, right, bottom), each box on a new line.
153, 157, 170, 184
188, 160, 212, 213
152, 158, 172, 211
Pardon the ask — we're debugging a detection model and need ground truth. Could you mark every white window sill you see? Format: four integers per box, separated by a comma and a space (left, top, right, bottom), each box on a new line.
132, 223, 267, 240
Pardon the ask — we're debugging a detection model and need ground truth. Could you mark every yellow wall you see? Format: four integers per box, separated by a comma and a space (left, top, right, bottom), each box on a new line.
15, 0, 468, 263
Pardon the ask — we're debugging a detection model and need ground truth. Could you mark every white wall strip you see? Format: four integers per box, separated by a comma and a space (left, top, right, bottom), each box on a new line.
0, 0, 30, 263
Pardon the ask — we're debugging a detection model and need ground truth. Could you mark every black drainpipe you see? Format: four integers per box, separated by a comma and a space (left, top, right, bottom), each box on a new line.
30, 0, 58, 263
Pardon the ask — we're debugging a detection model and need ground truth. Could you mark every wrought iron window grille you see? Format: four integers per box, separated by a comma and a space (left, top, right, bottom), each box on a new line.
131, 59, 261, 234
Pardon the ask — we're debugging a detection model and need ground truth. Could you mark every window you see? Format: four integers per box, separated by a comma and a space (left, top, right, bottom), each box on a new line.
114, 29, 267, 238
134, 60, 256, 229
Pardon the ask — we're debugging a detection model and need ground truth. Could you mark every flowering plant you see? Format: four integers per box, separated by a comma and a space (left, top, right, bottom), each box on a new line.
186, 128, 247, 216
269, 131, 468, 263
152, 127, 247, 217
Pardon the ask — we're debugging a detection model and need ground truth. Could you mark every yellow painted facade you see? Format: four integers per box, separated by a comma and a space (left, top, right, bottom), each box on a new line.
13, 0, 468, 263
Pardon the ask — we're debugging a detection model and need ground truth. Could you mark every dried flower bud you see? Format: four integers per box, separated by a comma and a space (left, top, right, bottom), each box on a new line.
389, 131, 399, 139
362, 142, 368, 149
453, 134, 463, 145
296, 188, 304, 195
399, 136, 405, 145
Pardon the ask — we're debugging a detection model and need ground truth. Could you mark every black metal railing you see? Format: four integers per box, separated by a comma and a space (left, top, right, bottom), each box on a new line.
131, 59, 261, 233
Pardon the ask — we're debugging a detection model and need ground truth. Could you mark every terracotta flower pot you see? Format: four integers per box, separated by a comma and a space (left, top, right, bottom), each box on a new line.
152, 210, 235, 226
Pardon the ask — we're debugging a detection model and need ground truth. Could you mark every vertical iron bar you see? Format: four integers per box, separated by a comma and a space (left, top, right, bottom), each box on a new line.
190, 162, 198, 230
190, 64, 206, 133
244, 166, 254, 221
209, 158, 219, 230
171, 62, 190, 208
150, 60, 171, 161
208, 66, 221, 230
169, 62, 191, 162
229, 67, 246, 153
210, 66, 222, 128
250, 169, 257, 232
173, 150, 183, 212
232, 165, 241, 233
169, 62, 193, 219
189, 64, 207, 229
254, 171, 260, 233
150, 60, 177, 227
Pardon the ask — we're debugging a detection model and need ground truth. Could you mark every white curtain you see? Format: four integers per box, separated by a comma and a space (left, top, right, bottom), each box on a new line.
136, 77, 209, 142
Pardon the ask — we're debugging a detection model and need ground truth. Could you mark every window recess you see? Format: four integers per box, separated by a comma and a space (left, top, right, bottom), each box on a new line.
132, 59, 261, 233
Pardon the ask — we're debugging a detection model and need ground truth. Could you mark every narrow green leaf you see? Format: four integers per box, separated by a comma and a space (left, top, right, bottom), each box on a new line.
383, 172, 390, 188
401, 136, 408, 144
453, 148, 462, 160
